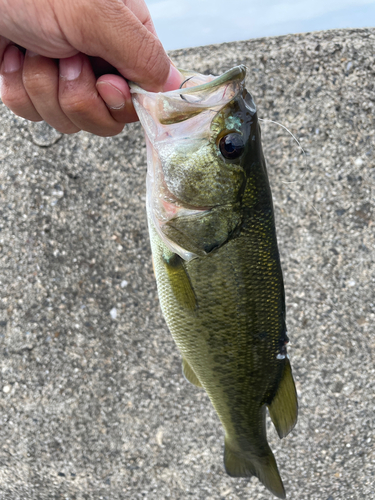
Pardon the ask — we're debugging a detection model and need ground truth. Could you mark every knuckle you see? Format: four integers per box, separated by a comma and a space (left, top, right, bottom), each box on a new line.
139, 38, 168, 85
60, 84, 124, 136
22, 71, 49, 97
60, 80, 101, 115
60, 94, 89, 115
22, 56, 59, 101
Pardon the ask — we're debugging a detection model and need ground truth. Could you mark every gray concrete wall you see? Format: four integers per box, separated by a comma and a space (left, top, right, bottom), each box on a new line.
0, 28, 374, 499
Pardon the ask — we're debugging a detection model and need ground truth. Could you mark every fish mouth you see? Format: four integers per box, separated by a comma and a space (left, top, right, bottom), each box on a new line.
172, 65, 247, 96
130, 64, 251, 129
129, 65, 246, 97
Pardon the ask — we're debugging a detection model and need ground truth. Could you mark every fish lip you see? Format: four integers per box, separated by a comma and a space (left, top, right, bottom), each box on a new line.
172, 65, 247, 96
129, 65, 247, 97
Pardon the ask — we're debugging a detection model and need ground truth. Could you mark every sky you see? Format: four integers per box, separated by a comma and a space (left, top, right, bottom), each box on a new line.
146, 0, 375, 50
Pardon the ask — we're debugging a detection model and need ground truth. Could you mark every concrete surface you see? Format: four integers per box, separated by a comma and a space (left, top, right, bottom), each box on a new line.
0, 28, 374, 499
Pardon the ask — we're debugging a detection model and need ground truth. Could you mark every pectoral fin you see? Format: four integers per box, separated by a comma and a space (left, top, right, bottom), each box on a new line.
163, 252, 197, 311
268, 359, 298, 439
182, 358, 202, 388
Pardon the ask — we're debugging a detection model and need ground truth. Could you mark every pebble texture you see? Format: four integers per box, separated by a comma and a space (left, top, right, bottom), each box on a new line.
0, 28, 374, 499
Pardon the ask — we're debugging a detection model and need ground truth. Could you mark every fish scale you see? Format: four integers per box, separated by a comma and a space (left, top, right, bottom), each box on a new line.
131, 65, 298, 499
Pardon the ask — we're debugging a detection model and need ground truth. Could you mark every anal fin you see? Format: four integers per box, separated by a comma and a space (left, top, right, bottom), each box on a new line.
268, 358, 298, 439
182, 357, 202, 388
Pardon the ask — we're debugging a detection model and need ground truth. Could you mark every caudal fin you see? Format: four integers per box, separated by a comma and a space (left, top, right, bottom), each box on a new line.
224, 437, 286, 499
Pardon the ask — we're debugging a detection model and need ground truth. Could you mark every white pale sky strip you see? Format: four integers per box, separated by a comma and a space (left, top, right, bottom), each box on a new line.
146, 0, 375, 49
148, 0, 375, 21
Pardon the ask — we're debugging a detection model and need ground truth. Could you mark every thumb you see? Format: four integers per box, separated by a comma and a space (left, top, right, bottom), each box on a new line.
58, 0, 181, 91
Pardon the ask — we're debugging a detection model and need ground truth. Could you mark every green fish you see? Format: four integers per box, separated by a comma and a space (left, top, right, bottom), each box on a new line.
131, 65, 298, 499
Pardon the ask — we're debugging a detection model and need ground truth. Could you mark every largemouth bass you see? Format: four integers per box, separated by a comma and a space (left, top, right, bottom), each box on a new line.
131, 66, 298, 499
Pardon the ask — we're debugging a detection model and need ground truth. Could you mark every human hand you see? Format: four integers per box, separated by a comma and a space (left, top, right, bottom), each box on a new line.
0, 0, 181, 136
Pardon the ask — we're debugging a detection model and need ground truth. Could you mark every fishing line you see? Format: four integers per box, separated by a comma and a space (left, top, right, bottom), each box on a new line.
259, 118, 308, 183
283, 184, 322, 223
259, 117, 321, 221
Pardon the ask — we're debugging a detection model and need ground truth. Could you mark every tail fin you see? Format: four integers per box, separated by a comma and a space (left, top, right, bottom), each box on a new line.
224, 437, 286, 499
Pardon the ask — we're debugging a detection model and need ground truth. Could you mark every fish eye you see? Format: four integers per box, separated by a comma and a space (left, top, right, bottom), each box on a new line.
219, 133, 245, 160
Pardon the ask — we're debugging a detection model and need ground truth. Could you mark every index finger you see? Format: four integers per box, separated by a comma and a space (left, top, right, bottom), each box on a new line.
55, 0, 181, 92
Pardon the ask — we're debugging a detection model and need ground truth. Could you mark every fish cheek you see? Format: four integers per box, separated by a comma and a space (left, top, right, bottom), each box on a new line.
161, 144, 245, 207
162, 206, 242, 255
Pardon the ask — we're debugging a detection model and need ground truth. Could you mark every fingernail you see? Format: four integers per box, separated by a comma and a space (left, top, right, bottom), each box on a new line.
3, 45, 22, 73
96, 82, 125, 110
162, 64, 182, 92
60, 55, 82, 81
